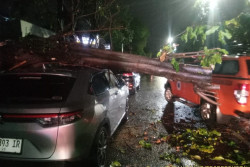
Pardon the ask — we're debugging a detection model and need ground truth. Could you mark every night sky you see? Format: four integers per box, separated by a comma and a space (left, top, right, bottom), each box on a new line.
123, 0, 246, 54
0, 0, 246, 54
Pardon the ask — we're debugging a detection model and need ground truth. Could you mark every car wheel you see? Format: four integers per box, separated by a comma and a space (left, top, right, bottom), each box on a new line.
200, 102, 216, 127
165, 87, 174, 102
136, 85, 140, 90
129, 88, 136, 95
92, 127, 108, 167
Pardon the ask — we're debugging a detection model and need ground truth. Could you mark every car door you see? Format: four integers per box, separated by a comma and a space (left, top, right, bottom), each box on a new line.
105, 71, 124, 134
91, 72, 110, 121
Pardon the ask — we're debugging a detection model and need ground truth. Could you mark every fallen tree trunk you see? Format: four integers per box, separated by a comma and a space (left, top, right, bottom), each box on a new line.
76, 57, 211, 83
0, 37, 217, 103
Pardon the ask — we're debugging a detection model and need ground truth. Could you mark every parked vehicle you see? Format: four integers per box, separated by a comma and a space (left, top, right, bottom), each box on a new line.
116, 72, 141, 95
164, 56, 250, 125
0, 63, 129, 167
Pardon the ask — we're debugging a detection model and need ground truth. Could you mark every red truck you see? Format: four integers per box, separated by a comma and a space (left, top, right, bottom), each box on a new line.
164, 56, 250, 125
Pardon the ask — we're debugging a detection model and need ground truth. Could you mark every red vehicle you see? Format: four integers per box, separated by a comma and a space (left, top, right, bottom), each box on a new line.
115, 72, 141, 95
164, 56, 250, 125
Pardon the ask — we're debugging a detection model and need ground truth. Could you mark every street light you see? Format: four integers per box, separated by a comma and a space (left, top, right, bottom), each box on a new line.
167, 37, 173, 44
209, 0, 218, 10
201, 0, 219, 10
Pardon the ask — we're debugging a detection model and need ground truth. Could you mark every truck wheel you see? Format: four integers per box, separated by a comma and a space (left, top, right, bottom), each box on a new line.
165, 87, 174, 102
200, 102, 216, 127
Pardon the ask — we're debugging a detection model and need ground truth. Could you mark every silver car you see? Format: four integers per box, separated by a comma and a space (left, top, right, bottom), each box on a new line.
0, 63, 129, 166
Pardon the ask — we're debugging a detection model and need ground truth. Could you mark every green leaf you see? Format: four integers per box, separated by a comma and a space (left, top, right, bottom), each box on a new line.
234, 150, 239, 153
210, 130, 221, 137
218, 29, 232, 45
191, 155, 202, 160
176, 158, 181, 164
181, 33, 188, 43
139, 140, 145, 146
171, 58, 180, 72
110, 161, 122, 167
225, 18, 238, 26
206, 26, 220, 35
139, 140, 152, 149
211, 156, 225, 161
144, 142, 152, 149
157, 51, 161, 57
198, 145, 214, 153
225, 159, 237, 164
119, 148, 126, 154
198, 128, 208, 136
228, 141, 236, 147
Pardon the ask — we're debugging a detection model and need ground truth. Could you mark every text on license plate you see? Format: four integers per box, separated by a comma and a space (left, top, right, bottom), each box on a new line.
0, 138, 22, 153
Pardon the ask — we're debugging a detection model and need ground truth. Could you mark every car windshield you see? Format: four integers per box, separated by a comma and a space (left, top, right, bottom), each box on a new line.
0, 74, 75, 104
212, 60, 239, 75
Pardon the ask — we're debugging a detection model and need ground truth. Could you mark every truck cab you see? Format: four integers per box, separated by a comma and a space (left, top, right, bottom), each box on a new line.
165, 56, 250, 125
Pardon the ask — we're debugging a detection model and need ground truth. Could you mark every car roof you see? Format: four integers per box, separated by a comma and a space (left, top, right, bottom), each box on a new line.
222, 55, 250, 60
0, 62, 103, 77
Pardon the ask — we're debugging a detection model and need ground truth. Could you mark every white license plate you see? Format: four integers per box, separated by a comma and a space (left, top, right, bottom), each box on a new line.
0, 138, 22, 154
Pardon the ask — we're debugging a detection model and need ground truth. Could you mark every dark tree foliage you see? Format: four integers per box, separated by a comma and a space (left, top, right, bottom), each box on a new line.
10, 0, 58, 31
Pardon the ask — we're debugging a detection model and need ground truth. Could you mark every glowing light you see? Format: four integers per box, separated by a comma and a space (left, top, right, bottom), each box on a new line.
201, 0, 219, 10
167, 37, 173, 44
82, 36, 89, 45
209, 0, 218, 10
76, 36, 81, 43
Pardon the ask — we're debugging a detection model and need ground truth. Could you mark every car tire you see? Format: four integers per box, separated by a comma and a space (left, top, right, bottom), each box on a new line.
91, 126, 108, 167
164, 87, 174, 102
200, 102, 216, 127
129, 88, 136, 95
136, 85, 140, 90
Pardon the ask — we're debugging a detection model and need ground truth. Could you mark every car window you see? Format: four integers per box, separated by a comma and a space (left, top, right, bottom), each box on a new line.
0, 74, 75, 104
247, 60, 250, 75
92, 73, 109, 95
213, 60, 239, 75
105, 72, 118, 88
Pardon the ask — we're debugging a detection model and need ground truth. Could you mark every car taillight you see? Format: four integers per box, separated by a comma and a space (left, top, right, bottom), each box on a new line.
36, 114, 59, 127
123, 73, 133, 77
129, 83, 133, 88
37, 111, 83, 127
58, 112, 82, 126
3, 111, 82, 127
234, 84, 249, 105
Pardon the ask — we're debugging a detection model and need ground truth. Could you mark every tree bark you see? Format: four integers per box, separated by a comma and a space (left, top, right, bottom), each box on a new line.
0, 38, 214, 88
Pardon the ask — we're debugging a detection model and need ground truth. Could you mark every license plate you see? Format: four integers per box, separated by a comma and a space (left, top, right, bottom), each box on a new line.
0, 138, 22, 154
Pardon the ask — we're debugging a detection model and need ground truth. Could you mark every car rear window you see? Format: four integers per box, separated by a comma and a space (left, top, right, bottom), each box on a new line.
213, 60, 239, 75
247, 60, 250, 75
0, 74, 75, 104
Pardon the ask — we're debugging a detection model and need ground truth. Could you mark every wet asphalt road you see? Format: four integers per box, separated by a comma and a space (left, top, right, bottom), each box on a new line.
1, 75, 249, 167
106, 75, 250, 167
106, 75, 203, 167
